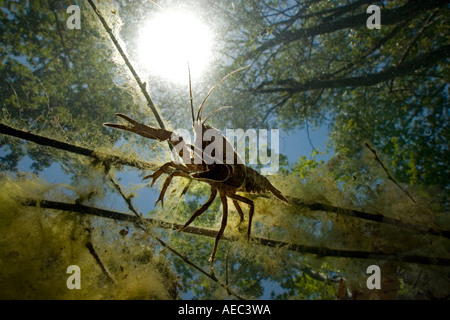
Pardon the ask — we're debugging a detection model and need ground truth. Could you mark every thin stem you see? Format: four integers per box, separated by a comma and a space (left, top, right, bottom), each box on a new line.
287, 196, 446, 237
85, 241, 116, 284
364, 142, 416, 203
108, 177, 245, 300
86, 0, 172, 150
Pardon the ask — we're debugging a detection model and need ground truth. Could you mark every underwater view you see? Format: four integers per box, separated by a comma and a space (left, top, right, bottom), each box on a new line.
0, 0, 449, 301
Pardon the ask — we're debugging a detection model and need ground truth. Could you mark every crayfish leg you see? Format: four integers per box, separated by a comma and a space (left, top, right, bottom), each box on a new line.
209, 191, 229, 265
179, 187, 217, 232
155, 171, 191, 207
232, 200, 244, 227
180, 179, 192, 197
143, 161, 189, 187
227, 193, 254, 240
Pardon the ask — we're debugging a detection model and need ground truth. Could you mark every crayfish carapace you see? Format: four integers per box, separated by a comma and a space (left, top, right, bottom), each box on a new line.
104, 67, 289, 266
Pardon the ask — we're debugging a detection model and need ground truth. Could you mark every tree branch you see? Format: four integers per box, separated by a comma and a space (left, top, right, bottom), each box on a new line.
0, 123, 159, 171
250, 0, 448, 56
254, 44, 450, 93
364, 142, 416, 203
85, 241, 116, 284
398, 9, 440, 66
328, 21, 406, 79
20, 198, 450, 266
288, 197, 448, 239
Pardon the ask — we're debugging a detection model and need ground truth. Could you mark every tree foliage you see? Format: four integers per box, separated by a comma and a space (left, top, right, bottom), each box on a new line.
212, 0, 449, 192
0, 0, 153, 173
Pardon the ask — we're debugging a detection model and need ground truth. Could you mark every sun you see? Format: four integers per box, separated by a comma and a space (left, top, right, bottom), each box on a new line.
137, 10, 213, 83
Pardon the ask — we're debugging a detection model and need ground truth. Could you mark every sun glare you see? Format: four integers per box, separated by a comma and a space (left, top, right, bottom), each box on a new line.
137, 11, 213, 83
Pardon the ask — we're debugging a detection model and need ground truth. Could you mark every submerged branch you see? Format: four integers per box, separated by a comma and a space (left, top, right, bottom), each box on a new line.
0, 123, 159, 171
364, 142, 416, 203
2, 123, 448, 240
85, 241, 116, 284
288, 198, 449, 239
20, 198, 450, 267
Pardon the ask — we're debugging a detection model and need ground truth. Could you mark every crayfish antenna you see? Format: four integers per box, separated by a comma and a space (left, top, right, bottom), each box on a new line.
187, 62, 195, 126
202, 106, 233, 125
196, 65, 249, 122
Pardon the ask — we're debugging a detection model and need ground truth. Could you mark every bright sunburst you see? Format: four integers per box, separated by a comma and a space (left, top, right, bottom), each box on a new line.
137, 10, 213, 83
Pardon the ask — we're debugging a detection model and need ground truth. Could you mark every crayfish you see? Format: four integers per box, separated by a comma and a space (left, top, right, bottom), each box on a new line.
104, 68, 289, 266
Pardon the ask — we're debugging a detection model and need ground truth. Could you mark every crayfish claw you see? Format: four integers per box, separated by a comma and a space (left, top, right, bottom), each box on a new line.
143, 173, 153, 180
154, 171, 191, 208
155, 198, 163, 207
143, 173, 159, 187
114, 113, 140, 125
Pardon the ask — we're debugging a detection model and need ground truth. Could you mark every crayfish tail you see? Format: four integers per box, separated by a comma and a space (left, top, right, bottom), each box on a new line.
269, 184, 290, 204
245, 167, 289, 204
